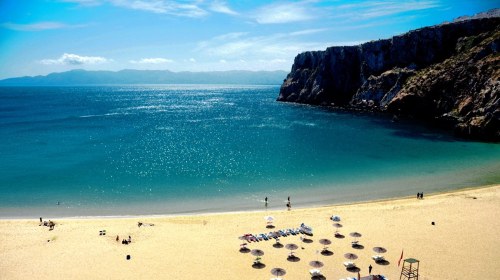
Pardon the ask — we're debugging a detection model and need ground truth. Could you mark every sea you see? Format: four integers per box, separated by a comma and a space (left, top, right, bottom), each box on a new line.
0, 85, 499, 218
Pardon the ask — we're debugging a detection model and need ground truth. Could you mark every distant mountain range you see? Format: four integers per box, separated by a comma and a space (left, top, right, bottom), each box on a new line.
0, 69, 288, 85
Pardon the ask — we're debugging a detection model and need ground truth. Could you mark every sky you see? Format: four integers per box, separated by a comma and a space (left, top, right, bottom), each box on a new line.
0, 0, 497, 79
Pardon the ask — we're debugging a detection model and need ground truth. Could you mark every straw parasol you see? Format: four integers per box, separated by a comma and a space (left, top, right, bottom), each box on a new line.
349, 232, 362, 242
251, 249, 264, 257
285, 243, 298, 253
332, 223, 343, 231
344, 253, 358, 260
270, 267, 286, 277
373, 247, 387, 253
318, 239, 331, 251
309, 260, 324, 268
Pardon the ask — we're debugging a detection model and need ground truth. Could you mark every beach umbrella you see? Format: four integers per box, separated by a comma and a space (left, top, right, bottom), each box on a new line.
264, 216, 274, 223
265, 216, 275, 228
344, 253, 358, 260
331, 215, 341, 222
349, 232, 362, 241
332, 223, 343, 230
270, 267, 286, 277
318, 239, 331, 251
251, 249, 264, 257
309, 260, 324, 268
373, 247, 387, 254
285, 243, 298, 252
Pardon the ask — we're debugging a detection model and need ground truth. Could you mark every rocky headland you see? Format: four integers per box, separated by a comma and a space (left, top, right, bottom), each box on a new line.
278, 15, 499, 141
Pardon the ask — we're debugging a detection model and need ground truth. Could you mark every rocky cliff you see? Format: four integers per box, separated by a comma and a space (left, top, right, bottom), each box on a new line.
278, 17, 500, 141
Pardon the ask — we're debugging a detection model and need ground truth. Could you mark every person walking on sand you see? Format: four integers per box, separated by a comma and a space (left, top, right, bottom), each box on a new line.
369, 264, 373, 274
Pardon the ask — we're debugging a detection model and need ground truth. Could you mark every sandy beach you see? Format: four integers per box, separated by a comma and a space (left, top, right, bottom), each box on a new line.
1, 185, 499, 280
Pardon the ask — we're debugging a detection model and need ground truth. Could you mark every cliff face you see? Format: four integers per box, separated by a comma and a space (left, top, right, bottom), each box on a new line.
278, 17, 500, 141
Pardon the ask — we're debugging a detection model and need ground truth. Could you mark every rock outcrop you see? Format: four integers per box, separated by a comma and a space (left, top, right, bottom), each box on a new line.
278, 16, 500, 141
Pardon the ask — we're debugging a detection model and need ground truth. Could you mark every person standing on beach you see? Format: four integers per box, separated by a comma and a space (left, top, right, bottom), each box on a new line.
369, 264, 372, 274
286, 202, 291, 211
39, 217, 42, 223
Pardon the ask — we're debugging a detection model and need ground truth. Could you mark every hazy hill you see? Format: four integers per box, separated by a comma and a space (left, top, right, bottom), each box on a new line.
0, 69, 288, 85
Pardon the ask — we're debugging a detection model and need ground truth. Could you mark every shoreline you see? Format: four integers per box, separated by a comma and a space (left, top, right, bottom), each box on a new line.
1, 184, 499, 279
1, 183, 498, 220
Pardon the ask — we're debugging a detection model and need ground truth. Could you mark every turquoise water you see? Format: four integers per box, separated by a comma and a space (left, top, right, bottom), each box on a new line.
0, 85, 499, 217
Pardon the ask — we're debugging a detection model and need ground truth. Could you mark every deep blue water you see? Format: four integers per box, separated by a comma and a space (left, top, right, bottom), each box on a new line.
0, 85, 499, 217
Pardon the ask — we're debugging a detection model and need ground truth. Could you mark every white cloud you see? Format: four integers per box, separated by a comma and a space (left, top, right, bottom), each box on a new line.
39, 53, 110, 65
129, 58, 173, 64
252, 2, 316, 24
1, 21, 86, 31
219, 59, 227, 63
189, 58, 196, 62
108, 0, 208, 17
209, 1, 238, 15
336, 0, 440, 19
289, 28, 329, 36
197, 31, 332, 58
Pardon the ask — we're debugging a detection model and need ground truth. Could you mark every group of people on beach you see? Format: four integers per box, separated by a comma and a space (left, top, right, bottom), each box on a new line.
39, 217, 55, 230
117, 235, 132, 244
417, 192, 424, 199
264, 196, 292, 210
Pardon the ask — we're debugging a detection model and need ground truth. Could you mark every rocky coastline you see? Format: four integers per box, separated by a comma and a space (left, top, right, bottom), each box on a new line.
278, 16, 499, 141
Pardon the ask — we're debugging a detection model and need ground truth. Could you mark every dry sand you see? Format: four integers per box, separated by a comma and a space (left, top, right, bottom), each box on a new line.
1, 185, 499, 280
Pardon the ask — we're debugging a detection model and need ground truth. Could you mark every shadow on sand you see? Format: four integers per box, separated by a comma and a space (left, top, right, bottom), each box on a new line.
347, 266, 361, 273
375, 260, 390, 265
352, 244, 365, 250
252, 262, 266, 269
273, 243, 284, 249
321, 250, 334, 256
302, 238, 313, 244
239, 248, 250, 253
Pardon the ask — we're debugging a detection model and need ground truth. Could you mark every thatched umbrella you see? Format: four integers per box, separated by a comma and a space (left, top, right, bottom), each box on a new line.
270, 267, 286, 277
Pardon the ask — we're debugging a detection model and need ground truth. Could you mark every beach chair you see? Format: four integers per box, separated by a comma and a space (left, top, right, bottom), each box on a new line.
309, 269, 322, 276
372, 255, 385, 262
343, 261, 356, 268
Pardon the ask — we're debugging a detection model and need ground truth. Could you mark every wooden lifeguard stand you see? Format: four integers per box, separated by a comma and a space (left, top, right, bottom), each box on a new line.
400, 258, 420, 279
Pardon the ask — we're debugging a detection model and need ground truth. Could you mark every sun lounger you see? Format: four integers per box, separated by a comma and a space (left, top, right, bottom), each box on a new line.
372, 255, 385, 262
343, 261, 356, 268
310, 269, 322, 276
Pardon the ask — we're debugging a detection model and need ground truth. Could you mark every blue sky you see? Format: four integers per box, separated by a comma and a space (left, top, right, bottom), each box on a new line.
0, 0, 497, 79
